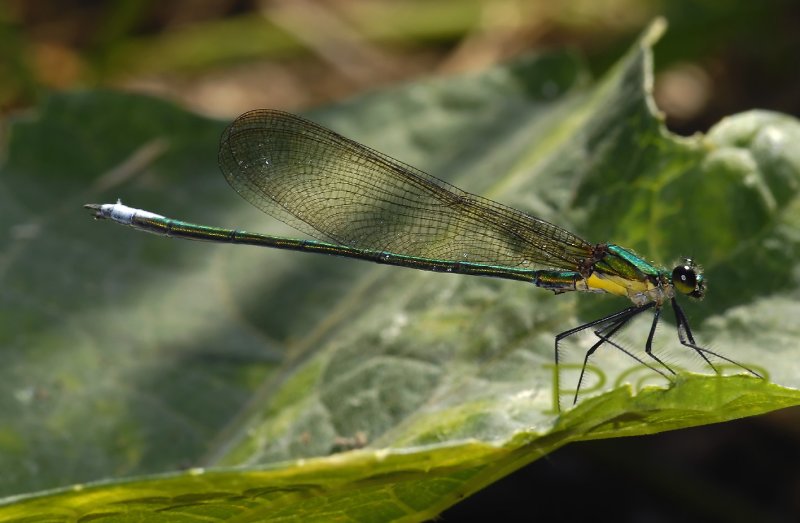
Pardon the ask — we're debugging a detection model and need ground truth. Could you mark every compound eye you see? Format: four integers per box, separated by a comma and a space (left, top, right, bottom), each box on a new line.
672, 263, 698, 296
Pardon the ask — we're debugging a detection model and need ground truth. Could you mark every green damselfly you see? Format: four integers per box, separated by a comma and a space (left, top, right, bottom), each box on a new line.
86, 109, 761, 406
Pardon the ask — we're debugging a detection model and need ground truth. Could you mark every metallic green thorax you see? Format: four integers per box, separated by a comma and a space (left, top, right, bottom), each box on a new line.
595, 244, 666, 281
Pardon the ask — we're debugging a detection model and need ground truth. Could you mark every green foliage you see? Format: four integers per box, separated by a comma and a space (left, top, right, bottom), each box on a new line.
1, 21, 799, 521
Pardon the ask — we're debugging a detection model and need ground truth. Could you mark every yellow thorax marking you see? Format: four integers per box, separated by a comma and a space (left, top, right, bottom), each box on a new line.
585, 272, 654, 298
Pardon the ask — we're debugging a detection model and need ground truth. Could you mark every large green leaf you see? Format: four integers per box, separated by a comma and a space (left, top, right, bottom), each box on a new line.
1, 20, 799, 520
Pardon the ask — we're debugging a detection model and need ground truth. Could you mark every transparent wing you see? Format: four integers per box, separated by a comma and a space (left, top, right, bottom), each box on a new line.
218, 109, 594, 269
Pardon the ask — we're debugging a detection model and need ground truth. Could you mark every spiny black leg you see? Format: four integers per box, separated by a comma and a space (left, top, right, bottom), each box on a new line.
670, 298, 696, 343
573, 317, 629, 405
642, 306, 676, 375
571, 312, 671, 405
573, 316, 670, 405
670, 298, 717, 372
556, 305, 642, 410
670, 298, 763, 379
555, 304, 644, 365
555, 303, 655, 408
592, 329, 671, 382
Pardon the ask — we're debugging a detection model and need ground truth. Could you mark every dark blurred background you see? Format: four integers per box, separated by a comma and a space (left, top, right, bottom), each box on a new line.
2, 1, 799, 520
2, 0, 799, 134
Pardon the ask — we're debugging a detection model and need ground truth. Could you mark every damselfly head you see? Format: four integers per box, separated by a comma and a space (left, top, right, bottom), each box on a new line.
671, 258, 705, 299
